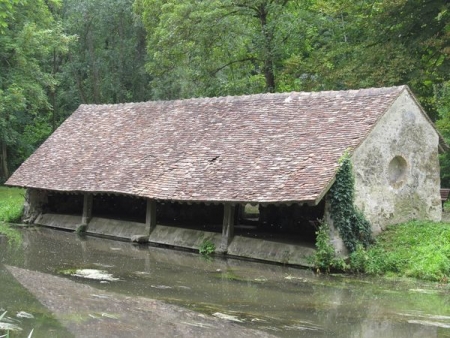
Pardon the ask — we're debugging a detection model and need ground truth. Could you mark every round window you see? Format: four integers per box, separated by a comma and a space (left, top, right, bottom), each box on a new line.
388, 156, 407, 188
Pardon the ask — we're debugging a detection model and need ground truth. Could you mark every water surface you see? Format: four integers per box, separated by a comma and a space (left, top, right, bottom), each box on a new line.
1, 227, 450, 337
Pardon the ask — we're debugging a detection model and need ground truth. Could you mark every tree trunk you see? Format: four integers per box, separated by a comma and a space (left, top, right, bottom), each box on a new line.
258, 5, 276, 93
1, 141, 9, 180
88, 28, 101, 103
52, 48, 58, 131
68, 51, 88, 104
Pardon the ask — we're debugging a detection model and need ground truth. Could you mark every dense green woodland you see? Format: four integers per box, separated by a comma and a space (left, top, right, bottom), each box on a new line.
1, 0, 449, 184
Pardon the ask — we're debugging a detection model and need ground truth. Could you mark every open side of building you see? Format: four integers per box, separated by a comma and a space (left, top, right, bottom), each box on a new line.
6, 86, 444, 266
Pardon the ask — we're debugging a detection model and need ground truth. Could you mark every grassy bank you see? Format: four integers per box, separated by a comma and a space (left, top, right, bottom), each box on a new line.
0, 186, 24, 223
314, 217, 450, 282
0, 186, 25, 246
358, 220, 450, 282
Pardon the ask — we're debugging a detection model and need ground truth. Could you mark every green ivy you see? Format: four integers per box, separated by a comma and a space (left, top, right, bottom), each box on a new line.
329, 151, 372, 252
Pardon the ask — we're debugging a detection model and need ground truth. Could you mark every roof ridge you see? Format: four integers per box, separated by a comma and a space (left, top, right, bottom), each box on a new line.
78, 86, 406, 108
165, 85, 406, 104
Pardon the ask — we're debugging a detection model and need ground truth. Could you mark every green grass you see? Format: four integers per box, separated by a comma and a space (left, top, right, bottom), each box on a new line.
313, 218, 450, 282
360, 220, 450, 282
0, 186, 24, 223
0, 186, 25, 247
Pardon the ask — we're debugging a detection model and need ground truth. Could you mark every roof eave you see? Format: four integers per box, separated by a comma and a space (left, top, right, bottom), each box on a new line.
7, 185, 321, 206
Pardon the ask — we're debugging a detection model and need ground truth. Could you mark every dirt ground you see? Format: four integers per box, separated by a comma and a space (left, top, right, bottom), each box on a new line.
6, 266, 276, 338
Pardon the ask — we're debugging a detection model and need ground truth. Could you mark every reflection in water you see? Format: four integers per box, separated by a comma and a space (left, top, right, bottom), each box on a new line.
1, 227, 450, 337
0, 223, 22, 248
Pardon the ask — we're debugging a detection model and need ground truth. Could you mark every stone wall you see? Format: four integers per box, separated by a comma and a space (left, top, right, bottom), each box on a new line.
351, 90, 442, 234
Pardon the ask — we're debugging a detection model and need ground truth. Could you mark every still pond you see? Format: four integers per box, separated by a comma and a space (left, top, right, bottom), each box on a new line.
1, 226, 450, 337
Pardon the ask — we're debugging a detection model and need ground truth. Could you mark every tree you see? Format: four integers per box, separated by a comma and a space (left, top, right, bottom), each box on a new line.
0, 0, 20, 33
375, 0, 450, 120
134, 0, 314, 99
60, 0, 151, 106
0, 0, 71, 181
301, 0, 450, 118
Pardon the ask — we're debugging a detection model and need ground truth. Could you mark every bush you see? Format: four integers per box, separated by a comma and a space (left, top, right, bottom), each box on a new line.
349, 244, 369, 273
312, 222, 347, 272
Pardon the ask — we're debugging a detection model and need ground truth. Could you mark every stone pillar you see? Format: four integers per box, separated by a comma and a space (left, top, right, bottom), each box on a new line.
81, 193, 93, 225
23, 188, 48, 224
218, 203, 235, 253
145, 199, 157, 235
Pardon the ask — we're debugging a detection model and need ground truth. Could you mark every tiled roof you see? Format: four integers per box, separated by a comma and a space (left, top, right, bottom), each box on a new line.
7, 86, 408, 204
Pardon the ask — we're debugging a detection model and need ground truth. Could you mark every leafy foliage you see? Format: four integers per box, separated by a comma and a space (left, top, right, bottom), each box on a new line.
300, 0, 449, 120
312, 221, 346, 272
329, 152, 372, 253
199, 240, 215, 256
61, 0, 151, 105
435, 81, 450, 186
0, 0, 72, 181
134, 0, 315, 99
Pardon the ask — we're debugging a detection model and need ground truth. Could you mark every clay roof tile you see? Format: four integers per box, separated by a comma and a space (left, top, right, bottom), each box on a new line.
7, 86, 410, 203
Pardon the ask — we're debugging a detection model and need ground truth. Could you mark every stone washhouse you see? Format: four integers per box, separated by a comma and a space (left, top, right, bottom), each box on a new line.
6, 85, 445, 266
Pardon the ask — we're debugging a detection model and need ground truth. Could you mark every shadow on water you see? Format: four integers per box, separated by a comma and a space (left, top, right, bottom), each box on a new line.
1, 227, 450, 337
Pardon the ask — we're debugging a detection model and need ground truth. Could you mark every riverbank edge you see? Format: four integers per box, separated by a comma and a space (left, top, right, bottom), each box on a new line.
1, 186, 450, 283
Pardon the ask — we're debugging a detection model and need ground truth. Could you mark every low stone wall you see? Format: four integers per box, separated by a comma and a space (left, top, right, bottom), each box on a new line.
33, 212, 315, 267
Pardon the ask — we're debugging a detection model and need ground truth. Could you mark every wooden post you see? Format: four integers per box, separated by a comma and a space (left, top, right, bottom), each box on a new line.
146, 199, 157, 235
219, 203, 235, 253
81, 193, 93, 225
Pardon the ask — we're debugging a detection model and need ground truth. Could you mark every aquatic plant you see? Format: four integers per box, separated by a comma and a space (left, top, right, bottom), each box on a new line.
199, 240, 215, 256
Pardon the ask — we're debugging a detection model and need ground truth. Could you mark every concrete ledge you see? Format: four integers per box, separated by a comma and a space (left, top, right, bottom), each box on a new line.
149, 225, 222, 251
87, 217, 147, 240
227, 236, 315, 267
36, 213, 81, 231
33, 214, 316, 267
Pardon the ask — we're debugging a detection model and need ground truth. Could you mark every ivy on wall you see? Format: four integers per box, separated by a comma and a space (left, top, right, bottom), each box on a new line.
329, 151, 372, 252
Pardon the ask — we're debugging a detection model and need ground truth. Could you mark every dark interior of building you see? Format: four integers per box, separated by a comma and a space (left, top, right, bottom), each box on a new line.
44, 191, 323, 244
